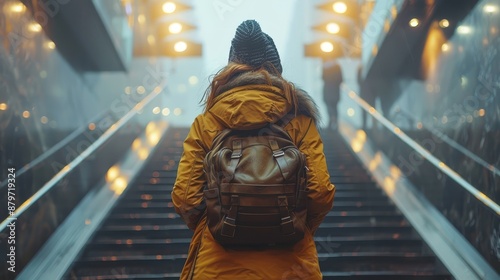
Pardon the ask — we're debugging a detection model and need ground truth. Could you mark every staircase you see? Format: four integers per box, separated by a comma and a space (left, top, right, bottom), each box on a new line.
65, 128, 453, 279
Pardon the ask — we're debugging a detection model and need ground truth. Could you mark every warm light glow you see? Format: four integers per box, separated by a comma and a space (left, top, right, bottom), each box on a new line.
88, 123, 96, 131
173, 108, 182, 116
394, 127, 401, 134
106, 165, 120, 182
110, 176, 128, 195
332, 2, 347, 14
137, 86, 146, 94
146, 122, 157, 135
484, 5, 498, 13
154, 86, 162, 93
147, 35, 156, 45
326, 23, 340, 34
148, 131, 161, 146
441, 43, 450, 52
162, 108, 170, 116
152, 107, 161, 114
0, 103, 7, 111
9, 3, 26, 13
174, 41, 188, 52
384, 176, 396, 195
124, 86, 131, 95
138, 14, 146, 24
138, 147, 149, 160
368, 152, 382, 172
478, 109, 485, 117
162, 2, 177, 13
320, 41, 334, 53
390, 165, 401, 180
28, 22, 42, 32
439, 19, 450, 28
347, 108, 355, 117
441, 116, 448, 124
46, 41, 56, 49
409, 18, 419, 27
416, 122, 423, 129
169, 22, 183, 34
457, 25, 472, 34
22, 111, 30, 118
188, 76, 199, 85
132, 138, 142, 150
40, 116, 48, 124
356, 130, 366, 142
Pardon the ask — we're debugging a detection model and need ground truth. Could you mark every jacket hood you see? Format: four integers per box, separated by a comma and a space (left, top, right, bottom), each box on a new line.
207, 71, 319, 130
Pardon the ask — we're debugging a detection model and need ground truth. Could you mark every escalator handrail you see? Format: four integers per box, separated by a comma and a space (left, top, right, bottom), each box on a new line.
394, 109, 500, 177
343, 85, 500, 216
0, 85, 164, 233
0, 111, 108, 191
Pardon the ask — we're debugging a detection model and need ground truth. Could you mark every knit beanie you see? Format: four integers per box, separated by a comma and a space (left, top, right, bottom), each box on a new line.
228, 20, 283, 74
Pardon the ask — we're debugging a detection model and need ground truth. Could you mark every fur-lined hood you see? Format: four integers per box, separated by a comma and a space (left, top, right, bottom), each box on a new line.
208, 71, 320, 130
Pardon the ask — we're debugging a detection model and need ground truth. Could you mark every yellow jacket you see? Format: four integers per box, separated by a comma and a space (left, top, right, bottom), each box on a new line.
172, 72, 335, 279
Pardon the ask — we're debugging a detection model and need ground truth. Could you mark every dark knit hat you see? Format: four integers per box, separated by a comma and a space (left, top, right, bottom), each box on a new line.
228, 20, 283, 74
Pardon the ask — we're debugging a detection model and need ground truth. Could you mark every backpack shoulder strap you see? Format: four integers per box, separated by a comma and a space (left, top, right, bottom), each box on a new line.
275, 113, 295, 128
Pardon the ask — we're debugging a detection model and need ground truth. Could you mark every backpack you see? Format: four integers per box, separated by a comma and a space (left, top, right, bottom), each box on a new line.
203, 118, 308, 246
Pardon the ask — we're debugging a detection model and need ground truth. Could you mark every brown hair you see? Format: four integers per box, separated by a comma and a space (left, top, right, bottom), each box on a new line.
201, 63, 298, 115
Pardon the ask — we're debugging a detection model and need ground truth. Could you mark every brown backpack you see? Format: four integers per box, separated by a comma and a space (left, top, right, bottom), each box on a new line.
203, 121, 308, 246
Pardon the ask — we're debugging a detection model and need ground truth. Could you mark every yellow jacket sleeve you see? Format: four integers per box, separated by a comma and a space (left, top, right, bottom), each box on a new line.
297, 120, 335, 232
171, 116, 208, 230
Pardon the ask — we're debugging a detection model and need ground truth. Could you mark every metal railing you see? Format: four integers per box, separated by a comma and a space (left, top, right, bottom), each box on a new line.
342, 85, 500, 216
0, 86, 164, 233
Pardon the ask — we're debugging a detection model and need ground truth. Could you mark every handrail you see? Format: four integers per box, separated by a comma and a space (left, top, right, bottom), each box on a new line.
394, 109, 500, 178
0, 85, 164, 233
342, 85, 500, 216
0, 111, 108, 190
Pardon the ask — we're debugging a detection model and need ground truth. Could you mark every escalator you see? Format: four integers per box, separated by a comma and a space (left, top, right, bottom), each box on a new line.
65, 127, 453, 279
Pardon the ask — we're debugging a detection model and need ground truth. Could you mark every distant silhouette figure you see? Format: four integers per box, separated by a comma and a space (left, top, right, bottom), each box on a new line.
322, 60, 343, 130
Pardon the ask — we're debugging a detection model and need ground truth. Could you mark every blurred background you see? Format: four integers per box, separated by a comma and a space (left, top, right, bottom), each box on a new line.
0, 0, 499, 279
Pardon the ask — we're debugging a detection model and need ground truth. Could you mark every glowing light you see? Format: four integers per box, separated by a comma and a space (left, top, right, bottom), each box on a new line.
154, 87, 162, 93
138, 148, 149, 160
394, 127, 401, 134
132, 138, 142, 150
9, 3, 26, 13
320, 41, 334, 53
384, 176, 396, 195
188, 76, 199, 85
148, 131, 161, 146
152, 107, 161, 114
0, 103, 7, 111
409, 18, 419, 27
173, 108, 182, 116
326, 23, 340, 34
416, 122, 423, 129
137, 86, 146, 94
110, 176, 128, 195
162, 108, 171, 116
169, 22, 182, 34
368, 152, 382, 172
162, 2, 177, 13
439, 19, 450, 28
460, 76, 468, 87
40, 116, 48, 124
106, 165, 120, 182
28, 22, 42, 32
457, 25, 472, 34
88, 123, 96, 131
146, 122, 157, 135
138, 14, 146, 24
484, 5, 498, 13
478, 109, 485, 117
147, 35, 156, 45
124, 87, 131, 94
347, 108, 355, 117
22, 111, 30, 118
441, 43, 450, 52
174, 41, 187, 52
46, 41, 56, 49
332, 2, 347, 14
441, 116, 448, 124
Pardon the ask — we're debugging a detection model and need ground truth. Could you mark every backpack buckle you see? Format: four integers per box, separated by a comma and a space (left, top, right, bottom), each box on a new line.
273, 150, 285, 157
